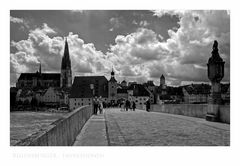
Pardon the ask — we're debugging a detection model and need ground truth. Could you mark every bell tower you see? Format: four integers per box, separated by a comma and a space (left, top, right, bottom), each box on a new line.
108, 68, 117, 104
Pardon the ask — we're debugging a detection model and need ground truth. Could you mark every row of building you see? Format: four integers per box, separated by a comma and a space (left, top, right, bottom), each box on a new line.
10, 39, 230, 111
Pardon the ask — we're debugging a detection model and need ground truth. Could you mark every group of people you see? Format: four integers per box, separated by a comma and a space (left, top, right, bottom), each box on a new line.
93, 96, 104, 115
120, 99, 136, 111
119, 98, 151, 112
93, 96, 151, 114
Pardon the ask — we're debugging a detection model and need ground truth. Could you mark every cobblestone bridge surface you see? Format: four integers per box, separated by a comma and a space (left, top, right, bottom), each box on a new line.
73, 108, 230, 146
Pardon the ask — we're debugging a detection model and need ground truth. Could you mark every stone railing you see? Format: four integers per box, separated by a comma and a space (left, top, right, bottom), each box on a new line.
150, 104, 230, 124
15, 105, 93, 146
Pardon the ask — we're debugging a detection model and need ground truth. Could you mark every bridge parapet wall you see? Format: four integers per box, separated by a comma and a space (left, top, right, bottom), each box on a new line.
151, 104, 230, 124
15, 105, 93, 146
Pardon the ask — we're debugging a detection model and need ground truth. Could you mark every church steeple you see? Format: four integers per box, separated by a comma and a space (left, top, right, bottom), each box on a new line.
111, 67, 114, 77
61, 38, 71, 70
61, 37, 72, 88
109, 67, 117, 82
39, 62, 41, 74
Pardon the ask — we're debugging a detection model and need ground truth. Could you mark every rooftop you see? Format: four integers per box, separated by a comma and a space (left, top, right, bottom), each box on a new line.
69, 76, 108, 98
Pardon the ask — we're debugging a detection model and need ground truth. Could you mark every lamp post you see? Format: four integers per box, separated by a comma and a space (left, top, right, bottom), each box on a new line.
90, 84, 94, 114
206, 40, 225, 122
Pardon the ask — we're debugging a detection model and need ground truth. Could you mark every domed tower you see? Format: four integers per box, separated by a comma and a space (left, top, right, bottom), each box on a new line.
108, 68, 117, 103
61, 38, 72, 88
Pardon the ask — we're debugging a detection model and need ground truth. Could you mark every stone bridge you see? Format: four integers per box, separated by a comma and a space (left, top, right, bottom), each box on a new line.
73, 108, 229, 146
15, 106, 230, 146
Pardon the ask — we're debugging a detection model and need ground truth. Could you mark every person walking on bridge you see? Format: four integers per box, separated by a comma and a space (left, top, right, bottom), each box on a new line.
93, 96, 99, 115
125, 99, 130, 111
132, 101, 136, 111
98, 96, 103, 114
145, 98, 150, 112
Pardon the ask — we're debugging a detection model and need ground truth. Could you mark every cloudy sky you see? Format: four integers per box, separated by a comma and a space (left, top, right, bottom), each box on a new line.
10, 10, 230, 86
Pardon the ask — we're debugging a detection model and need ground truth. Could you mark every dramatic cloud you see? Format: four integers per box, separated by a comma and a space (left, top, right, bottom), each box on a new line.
10, 10, 230, 86
10, 23, 113, 86
10, 16, 30, 30
10, 16, 24, 24
107, 10, 230, 85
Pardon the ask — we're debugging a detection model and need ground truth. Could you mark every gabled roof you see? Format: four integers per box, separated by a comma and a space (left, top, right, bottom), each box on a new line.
143, 81, 155, 87
128, 84, 150, 96
183, 84, 211, 95
162, 86, 184, 96
69, 76, 108, 98
18, 73, 60, 80
109, 77, 117, 82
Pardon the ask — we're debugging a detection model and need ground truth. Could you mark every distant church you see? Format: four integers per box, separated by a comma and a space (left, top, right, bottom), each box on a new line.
16, 38, 72, 89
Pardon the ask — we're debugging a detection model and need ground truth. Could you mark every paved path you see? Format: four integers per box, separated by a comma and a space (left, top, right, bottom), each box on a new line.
73, 113, 108, 146
73, 108, 230, 146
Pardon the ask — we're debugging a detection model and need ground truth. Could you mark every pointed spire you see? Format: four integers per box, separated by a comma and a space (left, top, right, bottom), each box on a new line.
61, 37, 71, 70
111, 66, 114, 76
39, 62, 41, 74
64, 37, 69, 57
161, 74, 165, 79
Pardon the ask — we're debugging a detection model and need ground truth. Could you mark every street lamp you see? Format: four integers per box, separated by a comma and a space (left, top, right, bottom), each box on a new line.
206, 40, 225, 122
90, 84, 94, 114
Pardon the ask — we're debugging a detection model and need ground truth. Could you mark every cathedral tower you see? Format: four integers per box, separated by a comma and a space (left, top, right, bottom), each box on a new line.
61, 38, 72, 88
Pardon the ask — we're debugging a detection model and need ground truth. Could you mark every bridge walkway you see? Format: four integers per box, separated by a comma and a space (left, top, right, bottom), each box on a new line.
73, 108, 230, 146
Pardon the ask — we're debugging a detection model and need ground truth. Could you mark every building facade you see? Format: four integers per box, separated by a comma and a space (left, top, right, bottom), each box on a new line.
69, 76, 109, 110
182, 84, 211, 104
127, 84, 151, 109
16, 65, 61, 89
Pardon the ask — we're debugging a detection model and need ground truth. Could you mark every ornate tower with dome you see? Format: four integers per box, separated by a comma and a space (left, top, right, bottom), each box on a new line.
108, 68, 118, 104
